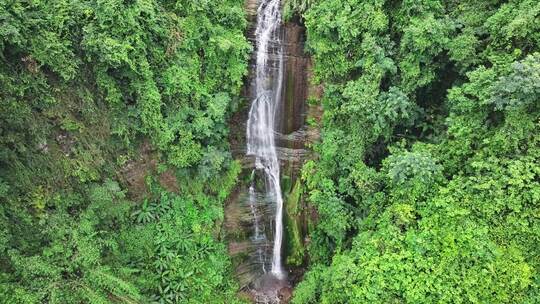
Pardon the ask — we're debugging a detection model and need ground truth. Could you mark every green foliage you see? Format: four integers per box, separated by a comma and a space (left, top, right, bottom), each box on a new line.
0, 0, 249, 302
294, 0, 540, 303
386, 151, 439, 185
2, 181, 141, 304
119, 187, 242, 304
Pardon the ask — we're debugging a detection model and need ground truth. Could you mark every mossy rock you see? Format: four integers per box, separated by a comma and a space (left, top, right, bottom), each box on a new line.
285, 178, 305, 266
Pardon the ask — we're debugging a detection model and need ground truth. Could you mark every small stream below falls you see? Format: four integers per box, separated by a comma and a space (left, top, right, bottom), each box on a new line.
225, 0, 313, 303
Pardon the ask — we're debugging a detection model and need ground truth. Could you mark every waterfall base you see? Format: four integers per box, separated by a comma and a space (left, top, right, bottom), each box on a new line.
251, 274, 291, 304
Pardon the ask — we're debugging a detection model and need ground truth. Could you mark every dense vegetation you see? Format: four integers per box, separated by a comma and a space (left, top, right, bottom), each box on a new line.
0, 0, 250, 303
2, 0, 540, 303
286, 0, 540, 303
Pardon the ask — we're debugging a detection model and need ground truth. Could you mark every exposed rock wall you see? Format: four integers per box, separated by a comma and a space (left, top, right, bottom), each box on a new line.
225, 0, 315, 297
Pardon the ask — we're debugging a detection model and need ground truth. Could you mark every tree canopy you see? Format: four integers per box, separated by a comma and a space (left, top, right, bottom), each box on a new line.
1, 0, 249, 303
289, 0, 540, 303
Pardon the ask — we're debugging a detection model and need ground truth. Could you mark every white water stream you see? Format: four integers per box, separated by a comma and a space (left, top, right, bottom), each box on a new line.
246, 0, 285, 279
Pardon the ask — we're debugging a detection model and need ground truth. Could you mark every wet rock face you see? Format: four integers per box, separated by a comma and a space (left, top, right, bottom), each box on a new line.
225, 1, 313, 303
277, 21, 309, 137
235, 2, 310, 171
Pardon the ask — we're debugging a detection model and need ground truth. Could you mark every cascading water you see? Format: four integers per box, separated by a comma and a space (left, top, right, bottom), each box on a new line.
246, 0, 286, 284
223, 0, 310, 301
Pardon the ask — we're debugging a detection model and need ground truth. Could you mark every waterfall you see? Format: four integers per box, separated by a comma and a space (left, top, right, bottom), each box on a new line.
246, 0, 285, 279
